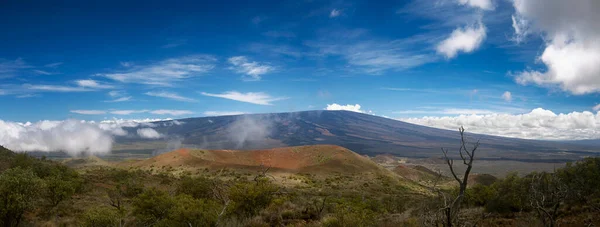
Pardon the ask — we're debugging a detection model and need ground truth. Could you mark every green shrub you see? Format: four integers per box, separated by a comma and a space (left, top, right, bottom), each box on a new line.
81, 206, 120, 227
0, 167, 43, 227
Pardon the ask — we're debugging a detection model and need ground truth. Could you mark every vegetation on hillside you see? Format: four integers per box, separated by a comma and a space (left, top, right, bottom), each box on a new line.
0, 141, 599, 226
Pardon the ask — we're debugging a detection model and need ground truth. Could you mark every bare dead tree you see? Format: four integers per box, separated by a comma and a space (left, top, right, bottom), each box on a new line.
528, 172, 567, 227
439, 126, 480, 227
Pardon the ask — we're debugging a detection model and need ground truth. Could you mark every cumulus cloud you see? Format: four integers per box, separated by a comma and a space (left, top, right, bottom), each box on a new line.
100, 55, 215, 86
201, 91, 286, 105
145, 91, 196, 102
457, 0, 494, 10
437, 23, 486, 58
329, 9, 341, 18
137, 128, 162, 139
325, 103, 364, 113
228, 56, 274, 81
594, 104, 600, 112
511, 0, 600, 95
502, 91, 512, 102
203, 111, 246, 116
401, 108, 600, 140
0, 120, 113, 156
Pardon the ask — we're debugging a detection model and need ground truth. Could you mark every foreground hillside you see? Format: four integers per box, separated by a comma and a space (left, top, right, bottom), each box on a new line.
1, 144, 599, 226
114, 110, 600, 162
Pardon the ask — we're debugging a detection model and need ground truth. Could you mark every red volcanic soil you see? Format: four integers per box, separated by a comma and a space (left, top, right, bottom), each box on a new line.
128, 145, 384, 174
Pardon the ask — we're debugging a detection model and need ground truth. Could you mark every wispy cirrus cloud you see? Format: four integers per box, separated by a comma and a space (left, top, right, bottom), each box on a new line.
201, 91, 287, 105
76, 79, 115, 89
149, 109, 194, 116
71, 109, 194, 116
228, 56, 274, 81
307, 29, 438, 74
24, 84, 92, 92
0, 58, 31, 78
109, 110, 148, 115
104, 96, 132, 103
70, 110, 107, 115
99, 55, 216, 86
144, 91, 196, 102
203, 111, 246, 116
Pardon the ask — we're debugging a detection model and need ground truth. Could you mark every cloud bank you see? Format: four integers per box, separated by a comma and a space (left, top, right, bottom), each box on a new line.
0, 118, 175, 156
0, 120, 113, 156
401, 108, 600, 140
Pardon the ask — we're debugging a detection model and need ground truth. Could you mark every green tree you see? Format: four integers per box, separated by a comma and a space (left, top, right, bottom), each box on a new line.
227, 178, 278, 218
132, 188, 175, 226
0, 167, 43, 227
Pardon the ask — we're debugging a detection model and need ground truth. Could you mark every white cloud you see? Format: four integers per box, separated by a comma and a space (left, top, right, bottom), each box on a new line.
0, 118, 184, 155
100, 55, 215, 86
308, 31, 437, 74
137, 128, 162, 139
71, 110, 107, 115
71, 109, 193, 116
32, 70, 54, 75
201, 91, 286, 105
510, 15, 529, 43
203, 111, 246, 116
228, 56, 274, 81
325, 103, 364, 113
437, 23, 486, 58
330, 9, 341, 18
0, 58, 30, 78
108, 91, 124, 97
105, 96, 132, 103
145, 91, 196, 102
502, 91, 512, 102
395, 108, 498, 115
457, 0, 494, 10
401, 108, 600, 140
149, 109, 194, 116
593, 104, 600, 112
109, 110, 148, 115
511, 0, 600, 95
44, 62, 63, 68
24, 84, 91, 92
0, 120, 113, 156
75, 79, 114, 89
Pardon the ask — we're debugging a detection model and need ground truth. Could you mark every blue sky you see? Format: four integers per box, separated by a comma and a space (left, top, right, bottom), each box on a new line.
1, 0, 599, 125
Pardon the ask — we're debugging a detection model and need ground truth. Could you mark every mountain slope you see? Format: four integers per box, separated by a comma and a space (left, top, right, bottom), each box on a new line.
115, 110, 600, 161
126, 145, 385, 174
